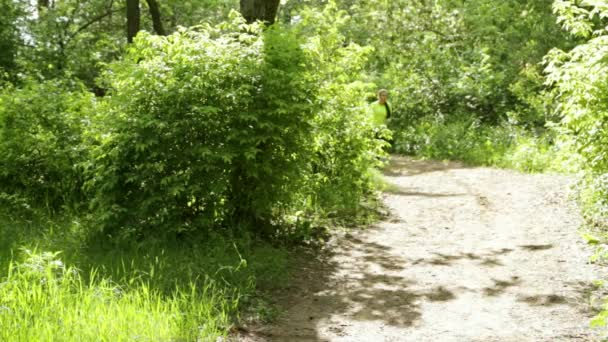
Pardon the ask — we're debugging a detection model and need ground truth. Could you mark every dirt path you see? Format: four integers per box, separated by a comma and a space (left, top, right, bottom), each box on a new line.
239, 157, 602, 341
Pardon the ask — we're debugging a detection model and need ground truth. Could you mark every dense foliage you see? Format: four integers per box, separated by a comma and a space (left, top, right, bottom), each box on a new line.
3, 0, 608, 337
546, 1, 608, 222
293, 4, 384, 218
0, 0, 20, 79
279, 0, 574, 165
0, 80, 92, 212
82, 13, 380, 238
0, 5, 383, 336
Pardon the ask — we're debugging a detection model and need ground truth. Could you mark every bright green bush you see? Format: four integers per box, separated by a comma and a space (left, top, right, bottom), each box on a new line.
0, 80, 92, 212
85, 21, 314, 237
85, 13, 381, 238
544, 1, 608, 330
545, 1, 608, 226
309, 80, 383, 215
392, 116, 511, 165
293, 3, 384, 217
392, 114, 577, 173
506, 64, 556, 129
578, 175, 608, 228
498, 134, 580, 173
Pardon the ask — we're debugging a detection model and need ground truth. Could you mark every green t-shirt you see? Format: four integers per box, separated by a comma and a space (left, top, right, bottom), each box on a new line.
369, 101, 391, 127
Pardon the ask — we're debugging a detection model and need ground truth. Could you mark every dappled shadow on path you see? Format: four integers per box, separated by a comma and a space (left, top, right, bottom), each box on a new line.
237, 155, 597, 341
383, 186, 468, 198
239, 228, 591, 341
518, 294, 567, 306
240, 225, 591, 341
483, 276, 522, 297
520, 244, 553, 251
411, 249, 514, 268
321, 233, 459, 327
515, 282, 600, 312
382, 155, 471, 177
239, 230, 458, 341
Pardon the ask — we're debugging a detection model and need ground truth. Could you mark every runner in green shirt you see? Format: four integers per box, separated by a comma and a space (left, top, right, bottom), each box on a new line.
370, 89, 392, 127
369, 89, 393, 152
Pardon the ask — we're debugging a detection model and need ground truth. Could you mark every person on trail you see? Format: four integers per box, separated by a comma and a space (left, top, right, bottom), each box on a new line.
369, 89, 393, 151
370, 89, 392, 128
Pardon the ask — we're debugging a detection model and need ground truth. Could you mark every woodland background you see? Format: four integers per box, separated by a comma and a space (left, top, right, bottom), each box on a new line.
1, 0, 608, 339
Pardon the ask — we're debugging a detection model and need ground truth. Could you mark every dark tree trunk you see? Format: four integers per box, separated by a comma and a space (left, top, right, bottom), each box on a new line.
126, 0, 140, 43
145, 0, 165, 36
38, 0, 49, 9
239, 0, 280, 24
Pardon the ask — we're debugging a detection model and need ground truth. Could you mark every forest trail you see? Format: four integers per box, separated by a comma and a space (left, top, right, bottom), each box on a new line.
238, 156, 601, 341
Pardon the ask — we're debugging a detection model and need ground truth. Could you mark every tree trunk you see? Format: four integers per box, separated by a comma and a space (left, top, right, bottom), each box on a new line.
38, 0, 49, 8
126, 0, 140, 43
145, 0, 165, 36
239, 0, 280, 24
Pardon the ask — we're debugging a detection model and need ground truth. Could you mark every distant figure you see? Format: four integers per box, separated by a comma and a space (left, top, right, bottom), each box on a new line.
369, 89, 393, 150
370, 89, 392, 127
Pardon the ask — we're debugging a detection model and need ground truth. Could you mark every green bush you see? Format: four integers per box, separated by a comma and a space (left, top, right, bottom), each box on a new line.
546, 0, 608, 252
293, 4, 384, 217
578, 174, 608, 229
309, 80, 384, 215
545, 19, 608, 177
85, 13, 381, 239
85, 21, 314, 237
393, 116, 512, 165
0, 80, 92, 212
392, 114, 577, 173
498, 134, 580, 173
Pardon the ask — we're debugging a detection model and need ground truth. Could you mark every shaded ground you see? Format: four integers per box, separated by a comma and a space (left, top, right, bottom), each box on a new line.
237, 156, 602, 341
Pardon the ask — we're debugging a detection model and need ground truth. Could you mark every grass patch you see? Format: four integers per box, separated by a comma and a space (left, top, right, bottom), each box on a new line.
0, 249, 235, 341
0, 212, 292, 341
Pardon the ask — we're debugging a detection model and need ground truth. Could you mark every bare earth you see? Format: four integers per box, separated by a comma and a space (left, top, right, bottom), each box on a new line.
238, 156, 603, 341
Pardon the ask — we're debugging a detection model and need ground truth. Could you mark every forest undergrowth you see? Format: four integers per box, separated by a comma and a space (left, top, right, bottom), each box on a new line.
2, 0, 608, 339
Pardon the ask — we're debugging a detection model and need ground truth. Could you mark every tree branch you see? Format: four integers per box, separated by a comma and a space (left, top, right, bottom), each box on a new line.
66, 7, 124, 45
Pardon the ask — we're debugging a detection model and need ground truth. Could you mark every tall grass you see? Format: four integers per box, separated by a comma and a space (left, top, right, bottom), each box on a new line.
0, 213, 291, 341
0, 250, 236, 341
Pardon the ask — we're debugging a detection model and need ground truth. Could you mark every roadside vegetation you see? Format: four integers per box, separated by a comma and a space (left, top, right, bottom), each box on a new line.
1, 0, 608, 339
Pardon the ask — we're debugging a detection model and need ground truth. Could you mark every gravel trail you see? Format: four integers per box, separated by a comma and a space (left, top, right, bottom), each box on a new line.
239, 157, 601, 341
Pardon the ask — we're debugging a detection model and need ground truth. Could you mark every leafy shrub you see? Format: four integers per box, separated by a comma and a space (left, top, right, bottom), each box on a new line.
578, 174, 608, 229
85, 12, 381, 239
498, 134, 580, 173
85, 20, 313, 237
293, 3, 384, 217
0, 80, 92, 212
506, 64, 557, 129
392, 116, 511, 165
545, 38, 608, 177
546, 1, 608, 222
543, 2, 608, 329
309, 80, 383, 215
392, 114, 577, 173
